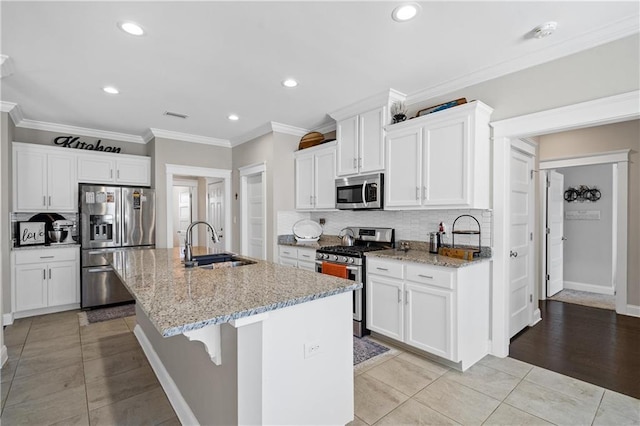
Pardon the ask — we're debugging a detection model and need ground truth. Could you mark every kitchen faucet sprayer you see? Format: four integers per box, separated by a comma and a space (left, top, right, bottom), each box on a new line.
184, 221, 220, 267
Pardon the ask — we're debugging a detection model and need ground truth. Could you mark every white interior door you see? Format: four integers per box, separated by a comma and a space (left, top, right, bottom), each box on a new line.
173, 185, 193, 249
207, 181, 225, 251
246, 174, 265, 260
509, 148, 535, 338
547, 170, 565, 297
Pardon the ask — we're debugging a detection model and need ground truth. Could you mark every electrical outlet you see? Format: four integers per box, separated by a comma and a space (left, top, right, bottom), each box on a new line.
304, 340, 321, 359
319, 218, 326, 225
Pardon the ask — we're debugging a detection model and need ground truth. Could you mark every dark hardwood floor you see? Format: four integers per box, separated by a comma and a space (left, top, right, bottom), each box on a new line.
510, 300, 640, 399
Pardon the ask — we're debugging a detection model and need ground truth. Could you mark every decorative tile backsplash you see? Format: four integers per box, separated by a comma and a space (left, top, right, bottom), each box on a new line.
277, 209, 493, 247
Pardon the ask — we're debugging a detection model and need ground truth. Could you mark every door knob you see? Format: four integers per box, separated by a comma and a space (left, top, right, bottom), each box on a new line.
561, 236, 568, 241
510, 250, 518, 258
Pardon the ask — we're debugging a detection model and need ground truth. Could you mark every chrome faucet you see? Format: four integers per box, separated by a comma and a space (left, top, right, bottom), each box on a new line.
184, 221, 221, 267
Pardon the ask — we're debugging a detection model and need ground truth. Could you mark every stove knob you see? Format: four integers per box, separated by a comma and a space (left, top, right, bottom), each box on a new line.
324, 254, 329, 260
331, 255, 338, 261
341, 256, 348, 263
348, 258, 355, 264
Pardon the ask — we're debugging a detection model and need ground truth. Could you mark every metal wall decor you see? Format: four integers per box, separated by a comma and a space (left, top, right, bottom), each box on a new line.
564, 185, 601, 203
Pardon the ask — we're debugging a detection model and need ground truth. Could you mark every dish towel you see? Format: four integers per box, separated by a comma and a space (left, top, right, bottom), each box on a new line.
322, 262, 348, 279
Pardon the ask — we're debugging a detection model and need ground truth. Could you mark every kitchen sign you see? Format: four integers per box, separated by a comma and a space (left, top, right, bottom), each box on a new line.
53, 135, 122, 153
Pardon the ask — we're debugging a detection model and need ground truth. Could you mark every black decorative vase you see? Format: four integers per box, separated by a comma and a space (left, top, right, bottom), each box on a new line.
392, 114, 407, 123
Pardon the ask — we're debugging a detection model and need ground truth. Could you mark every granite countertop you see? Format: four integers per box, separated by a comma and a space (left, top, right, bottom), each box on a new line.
109, 247, 360, 338
367, 248, 491, 268
12, 243, 81, 251
277, 234, 341, 248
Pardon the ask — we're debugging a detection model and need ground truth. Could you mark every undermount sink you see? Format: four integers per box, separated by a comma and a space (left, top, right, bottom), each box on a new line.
185, 253, 257, 269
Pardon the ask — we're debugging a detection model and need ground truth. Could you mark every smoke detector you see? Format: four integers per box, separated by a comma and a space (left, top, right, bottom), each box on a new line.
531, 22, 557, 39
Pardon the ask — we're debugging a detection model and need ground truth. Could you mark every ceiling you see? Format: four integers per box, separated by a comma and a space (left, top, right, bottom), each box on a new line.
1, 1, 638, 146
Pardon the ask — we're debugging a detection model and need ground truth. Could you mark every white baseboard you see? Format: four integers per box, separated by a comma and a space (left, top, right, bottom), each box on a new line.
2, 312, 14, 326
531, 308, 542, 326
13, 304, 80, 320
563, 281, 614, 295
625, 304, 640, 317
133, 325, 200, 426
1, 345, 7, 368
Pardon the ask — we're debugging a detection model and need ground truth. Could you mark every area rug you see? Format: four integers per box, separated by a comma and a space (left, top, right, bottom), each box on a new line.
549, 289, 615, 311
78, 303, 136, 326
354, 336, 389, 365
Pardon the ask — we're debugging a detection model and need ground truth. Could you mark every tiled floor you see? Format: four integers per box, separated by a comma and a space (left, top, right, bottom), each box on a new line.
352, 337, 640, 426
1, 310, 179, 425
2, 311, 639, 426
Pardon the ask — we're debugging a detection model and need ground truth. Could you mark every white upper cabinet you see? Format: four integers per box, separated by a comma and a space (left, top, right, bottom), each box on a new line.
13, 143, 77, 212
294, 142, 337, 211
385, 101, 493, 210
331, 89, 405, 177
336, 107, 385, 176
77, 153, 151, 186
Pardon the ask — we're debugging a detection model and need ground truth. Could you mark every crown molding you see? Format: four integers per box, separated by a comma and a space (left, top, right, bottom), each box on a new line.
0, 101, 16, 113
406, 16, 640, 105
313, 121, 337, 135
230, 121, 310, 147
270, 122, 309, 137
149, 128, 231, 148
329, 88, 407, 122
16, 119, 145, 144
0, 101, 24, 125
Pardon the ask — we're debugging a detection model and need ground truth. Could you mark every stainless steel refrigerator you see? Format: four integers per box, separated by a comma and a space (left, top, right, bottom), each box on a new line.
79, 185, 156, 308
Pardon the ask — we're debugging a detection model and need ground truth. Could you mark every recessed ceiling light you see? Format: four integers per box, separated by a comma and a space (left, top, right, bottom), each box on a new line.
103, 86, 119, 95
531, 21, 558, 39
118, 21, 145, 36
391, 3, 421, 22
228, 114, 239, 121
282, 79, 298, 88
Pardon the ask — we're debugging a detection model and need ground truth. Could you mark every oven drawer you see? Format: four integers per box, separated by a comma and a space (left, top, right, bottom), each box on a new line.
406, 263, 454, 290
367, 258, 404, 279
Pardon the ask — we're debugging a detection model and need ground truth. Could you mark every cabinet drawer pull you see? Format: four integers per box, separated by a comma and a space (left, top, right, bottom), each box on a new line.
376, 267, 389, 271
43, 196, 47, 206
397, 288, 402, 303
49, 269, 51, 279
418, 274, 434, 279
301, 254, 311, 258
405, 290, 408, 305
48, 196, 52, 206
40, 256, 55, 259
353, 158, 357, 168
358, 157, 362, 168
110, 169, 113, 179
282, 251, 291, 255
43, 269, 46, 280
117, 170, 120, 179
416, 187, 420, 200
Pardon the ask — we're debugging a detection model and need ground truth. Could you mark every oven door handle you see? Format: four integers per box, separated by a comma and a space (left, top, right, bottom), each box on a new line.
315, 261, 359, 271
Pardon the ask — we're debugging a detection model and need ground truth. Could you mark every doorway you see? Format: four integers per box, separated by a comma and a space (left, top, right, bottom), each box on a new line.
239, 163, 266, 260
207, 180, 225, 251
172, 178, 199, 250
165, 164, 232, 252
541, 161, 619, 311
491, 91, 637, 357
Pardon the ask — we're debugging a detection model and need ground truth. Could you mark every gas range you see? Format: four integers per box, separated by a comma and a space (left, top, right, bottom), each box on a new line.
315, 245, 387, 265
315, 227, 394, 265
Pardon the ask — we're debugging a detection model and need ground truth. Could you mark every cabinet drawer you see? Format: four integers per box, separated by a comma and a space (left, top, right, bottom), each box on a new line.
278, 246, 297, 259
367, 258, 404, 279
406, 263, 454, 290
297, 247, 315, 261
15, 247, 78, 265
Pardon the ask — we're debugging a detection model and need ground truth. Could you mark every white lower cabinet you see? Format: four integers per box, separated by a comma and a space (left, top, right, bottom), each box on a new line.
12, 247, 80, 317
367, 256, 489, 370
278, 246, 317, 271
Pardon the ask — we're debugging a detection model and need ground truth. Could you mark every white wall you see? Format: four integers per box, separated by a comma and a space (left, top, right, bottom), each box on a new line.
558, 164, 614, 293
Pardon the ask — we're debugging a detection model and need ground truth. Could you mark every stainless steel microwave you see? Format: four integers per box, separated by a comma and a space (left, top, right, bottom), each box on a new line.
335, 173, 383, 210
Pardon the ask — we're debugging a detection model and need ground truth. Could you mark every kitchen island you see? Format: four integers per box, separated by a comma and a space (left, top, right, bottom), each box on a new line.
110, 248, 359, 426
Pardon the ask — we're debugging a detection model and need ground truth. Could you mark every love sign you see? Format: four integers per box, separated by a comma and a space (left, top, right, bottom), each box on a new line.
19, 222, 46, 246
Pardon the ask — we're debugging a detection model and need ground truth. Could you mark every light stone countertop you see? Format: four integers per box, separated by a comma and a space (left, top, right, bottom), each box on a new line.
366, 248, 491, 268
277, 234, 341, 249
109, 247, 360, 338
12, 243, 81, 251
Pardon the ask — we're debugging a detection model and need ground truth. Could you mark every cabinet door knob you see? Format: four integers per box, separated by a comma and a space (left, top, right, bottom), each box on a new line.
510, 250, 518, 258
